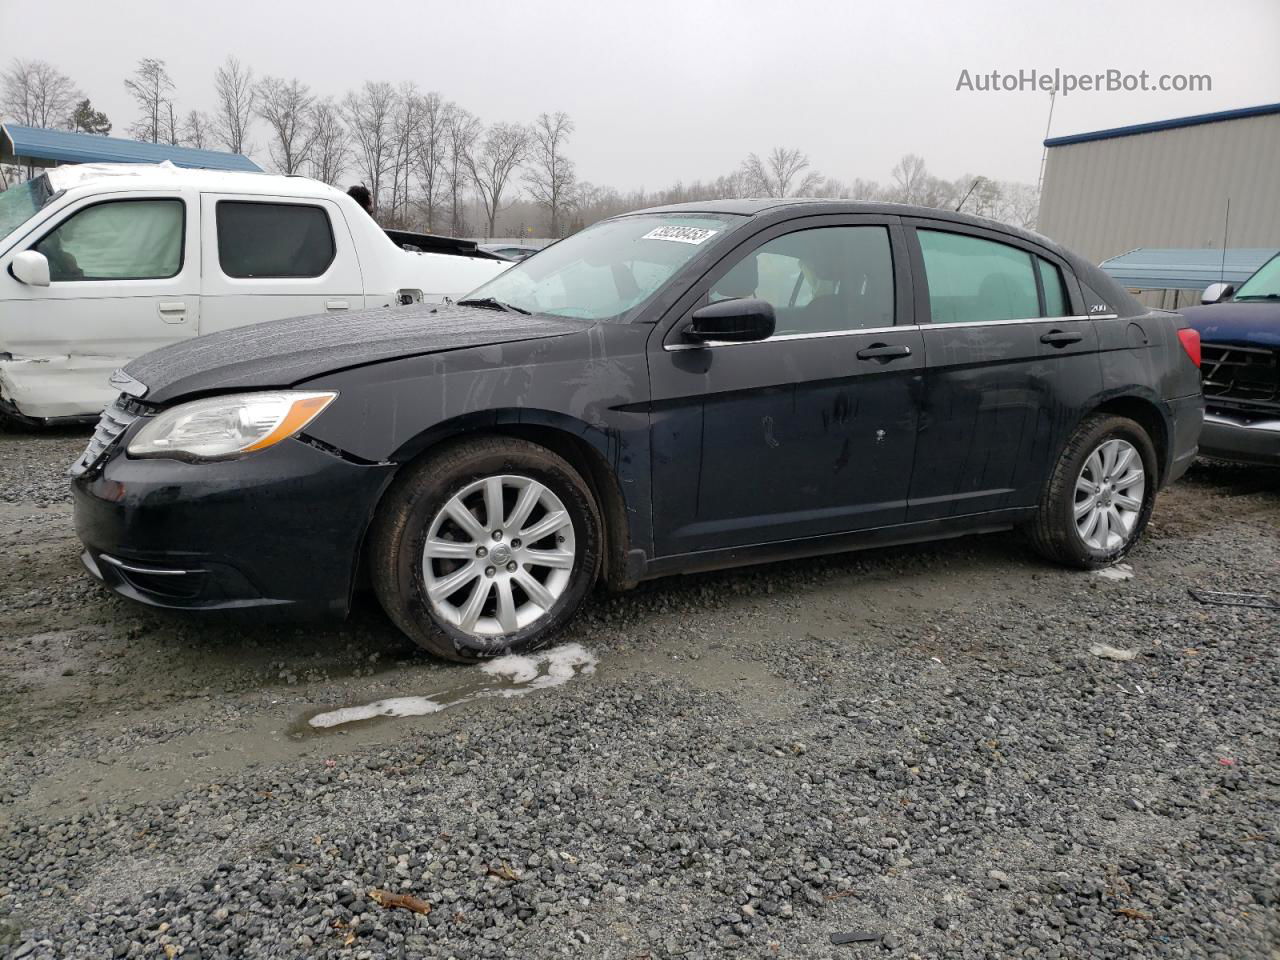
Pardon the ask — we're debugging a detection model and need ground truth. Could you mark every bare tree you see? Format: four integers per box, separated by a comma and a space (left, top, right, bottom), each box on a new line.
1, 59, 81, 128
385, 83, 423, 226
124, 58, 174, 143
162, 99, 181, 146
307, 98, 348, 186
342, 81, 398, 217
182, 110, 214, 149
523, 111, 577, 237
888, 154, 929, 204
212, 56, 255, 155
445, 108, 481, 235
413, 93, 452, 232
467, 122, 530, 237
256, 76, 317, 174
740, 147, 823, 197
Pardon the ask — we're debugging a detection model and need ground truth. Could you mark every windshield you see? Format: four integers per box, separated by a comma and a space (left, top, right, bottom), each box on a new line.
1234, 253, 1280, 300
0, 175, 54, 241
461, 213, 740, 321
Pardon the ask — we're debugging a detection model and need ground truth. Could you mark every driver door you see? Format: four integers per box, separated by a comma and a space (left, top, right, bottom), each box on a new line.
647, 216, 923, 558
0, 190, 199, 418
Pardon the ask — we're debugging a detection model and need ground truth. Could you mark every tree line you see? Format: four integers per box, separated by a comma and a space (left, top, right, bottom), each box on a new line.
1, 57, 1039, 239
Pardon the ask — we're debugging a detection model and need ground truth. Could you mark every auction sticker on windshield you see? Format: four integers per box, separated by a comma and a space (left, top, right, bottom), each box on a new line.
642, 225, 718, 244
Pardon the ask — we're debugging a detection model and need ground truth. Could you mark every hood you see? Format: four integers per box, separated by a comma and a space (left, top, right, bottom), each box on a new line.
124, 304, 590, 404
1180, 301, 1280, 348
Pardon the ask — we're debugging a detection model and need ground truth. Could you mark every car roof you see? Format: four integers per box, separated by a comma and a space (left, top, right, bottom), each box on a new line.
628, 197, 1065, 254
43, 162, 347, 201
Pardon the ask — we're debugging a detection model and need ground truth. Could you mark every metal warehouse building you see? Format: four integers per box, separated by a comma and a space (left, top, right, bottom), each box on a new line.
1037, 102, 1280, 307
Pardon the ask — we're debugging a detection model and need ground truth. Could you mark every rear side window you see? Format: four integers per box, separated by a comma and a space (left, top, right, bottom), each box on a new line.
918, 229, 1039, 324
216, 201, 335, 278
1038, 257, 1070, 317
36, 199, 183, 281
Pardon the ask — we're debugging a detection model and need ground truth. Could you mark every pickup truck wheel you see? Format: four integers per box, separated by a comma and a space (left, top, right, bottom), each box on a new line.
369, 436, 602, 662
1026, 414, 1157, 569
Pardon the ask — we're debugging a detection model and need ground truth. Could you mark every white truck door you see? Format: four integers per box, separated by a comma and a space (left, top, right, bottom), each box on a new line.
199, 194, 364, 334
0, 189, 199, 420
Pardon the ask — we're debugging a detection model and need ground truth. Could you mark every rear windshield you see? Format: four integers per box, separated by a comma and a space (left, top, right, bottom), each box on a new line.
0, 175, 54, 241
462, 213, 741, 321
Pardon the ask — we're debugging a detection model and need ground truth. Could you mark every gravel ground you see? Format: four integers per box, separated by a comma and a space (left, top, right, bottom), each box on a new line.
1, 424, 1277, 960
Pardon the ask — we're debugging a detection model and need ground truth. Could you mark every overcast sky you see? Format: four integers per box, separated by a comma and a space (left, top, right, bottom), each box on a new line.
6, 0, 1278, 189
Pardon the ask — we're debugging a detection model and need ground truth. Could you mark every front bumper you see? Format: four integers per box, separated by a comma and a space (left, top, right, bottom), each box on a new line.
1198, 408, 1280, 466
73, 436, 396, 619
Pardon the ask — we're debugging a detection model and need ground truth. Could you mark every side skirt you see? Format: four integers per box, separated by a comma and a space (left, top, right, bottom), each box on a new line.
638, 507, 1038, 581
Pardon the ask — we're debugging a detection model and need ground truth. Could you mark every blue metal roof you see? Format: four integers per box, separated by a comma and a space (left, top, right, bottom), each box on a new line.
1045, 102, 1280, 148
1099, 247, 1280, 290
1, 123, 261, 171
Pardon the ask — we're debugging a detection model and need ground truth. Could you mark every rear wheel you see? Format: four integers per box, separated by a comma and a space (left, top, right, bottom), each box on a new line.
1026, 414, 1157, 569
369, 436, 602, 661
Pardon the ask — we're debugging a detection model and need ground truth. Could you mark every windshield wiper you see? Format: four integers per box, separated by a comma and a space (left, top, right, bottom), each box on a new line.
1233, 294, 1280, 301
456, 296, 530, 315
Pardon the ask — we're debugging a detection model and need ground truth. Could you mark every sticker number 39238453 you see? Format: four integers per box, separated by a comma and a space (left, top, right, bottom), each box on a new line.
642, 226, 719, 245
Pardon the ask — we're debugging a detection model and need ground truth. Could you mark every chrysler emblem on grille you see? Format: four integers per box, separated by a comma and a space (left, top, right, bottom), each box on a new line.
108, 368, 148, 398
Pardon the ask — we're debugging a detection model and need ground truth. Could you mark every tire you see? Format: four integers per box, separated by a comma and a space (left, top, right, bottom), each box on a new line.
368, 436, 602, 662
1026, 414, 1158, 569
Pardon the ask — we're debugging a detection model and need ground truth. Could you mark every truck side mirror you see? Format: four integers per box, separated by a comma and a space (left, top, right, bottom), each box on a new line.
1200, 282, 1234, 305
11, 250, 51, 287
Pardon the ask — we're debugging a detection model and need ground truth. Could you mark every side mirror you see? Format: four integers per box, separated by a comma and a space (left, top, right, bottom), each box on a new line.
1201, 281, 1234, 305
684, 297, 776, 344
11, 250, 51, 287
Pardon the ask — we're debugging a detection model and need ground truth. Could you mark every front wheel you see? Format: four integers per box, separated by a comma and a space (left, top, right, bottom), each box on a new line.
369, 436, 602, 661
1026, 414, 1157, 569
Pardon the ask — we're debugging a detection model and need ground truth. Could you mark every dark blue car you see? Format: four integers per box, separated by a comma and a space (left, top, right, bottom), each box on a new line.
1182, 253, 1280, 465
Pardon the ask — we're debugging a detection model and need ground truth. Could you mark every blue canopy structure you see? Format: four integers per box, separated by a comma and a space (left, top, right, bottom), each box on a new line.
1, 123, 260, 172
1099, 247, 1279, 291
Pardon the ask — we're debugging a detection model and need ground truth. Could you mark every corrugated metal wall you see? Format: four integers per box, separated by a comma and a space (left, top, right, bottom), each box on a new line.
1037, 112, 1280, 267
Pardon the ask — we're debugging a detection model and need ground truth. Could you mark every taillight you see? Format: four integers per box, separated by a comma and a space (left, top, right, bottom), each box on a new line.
1177, 328, 1201, 368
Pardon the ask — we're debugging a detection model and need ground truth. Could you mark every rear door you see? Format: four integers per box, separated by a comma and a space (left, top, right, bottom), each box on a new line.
199, 195, 364, 334
0, 189, 197, 418
903, 220, 1099, 521
648, 215, 923, 558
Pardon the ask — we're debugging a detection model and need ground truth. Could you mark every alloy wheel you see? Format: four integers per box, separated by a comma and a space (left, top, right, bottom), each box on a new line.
421, 474, 577, 637
1073, 438, 1145, 551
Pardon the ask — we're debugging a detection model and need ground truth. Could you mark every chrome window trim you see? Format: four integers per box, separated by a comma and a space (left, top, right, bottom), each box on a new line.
664, 324, 910, 351
662, 314, 1118, 351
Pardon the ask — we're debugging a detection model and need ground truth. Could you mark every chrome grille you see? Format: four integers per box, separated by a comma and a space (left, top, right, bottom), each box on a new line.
1201, 343, 1279, 412
70, 396, 144, 476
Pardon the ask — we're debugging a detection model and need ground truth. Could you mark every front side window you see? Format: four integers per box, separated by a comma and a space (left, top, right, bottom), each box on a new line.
461, 213, 739, 321
919, 229, 1040, 324
709, 226, 895, 336
1234, 253, 1280, 300
35, 199, 183, 281
217, 201, 336, 278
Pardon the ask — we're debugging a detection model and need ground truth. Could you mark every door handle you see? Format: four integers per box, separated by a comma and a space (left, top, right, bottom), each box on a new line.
325, 299, 350, 311
157, 301, 186, 324
856, 343, 912, 361
1040, 330, 1084, 347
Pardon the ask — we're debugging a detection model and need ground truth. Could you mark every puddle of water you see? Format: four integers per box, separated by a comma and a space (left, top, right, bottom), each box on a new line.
305, 643, 598, 730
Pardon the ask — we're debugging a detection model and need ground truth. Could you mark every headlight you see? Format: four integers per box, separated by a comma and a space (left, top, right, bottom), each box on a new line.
127, 391, 337, 461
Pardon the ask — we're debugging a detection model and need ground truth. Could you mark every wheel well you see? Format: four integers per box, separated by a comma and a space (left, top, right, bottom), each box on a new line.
1092, 396, 1169, 483
370, 423, 634, 592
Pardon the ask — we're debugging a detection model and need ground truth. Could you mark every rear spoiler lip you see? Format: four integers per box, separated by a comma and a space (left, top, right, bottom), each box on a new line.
383, 229, 508, 261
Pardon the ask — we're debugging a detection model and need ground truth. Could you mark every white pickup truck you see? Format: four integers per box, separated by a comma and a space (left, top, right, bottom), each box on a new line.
0, 163, 510, 422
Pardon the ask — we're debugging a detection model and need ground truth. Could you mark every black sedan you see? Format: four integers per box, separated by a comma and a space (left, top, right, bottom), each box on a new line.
72, 200, 1205, 661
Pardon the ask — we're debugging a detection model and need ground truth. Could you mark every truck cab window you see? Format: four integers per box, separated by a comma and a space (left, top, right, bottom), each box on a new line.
35, 199, 183, 282
216, 201, 336, 278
